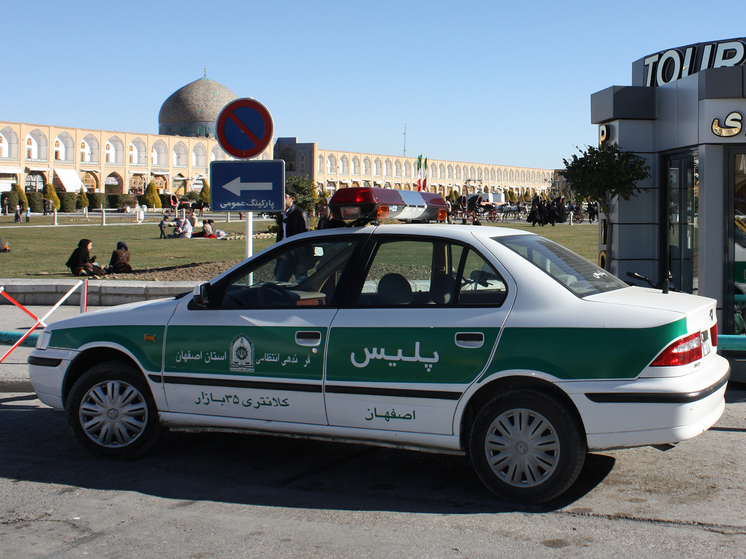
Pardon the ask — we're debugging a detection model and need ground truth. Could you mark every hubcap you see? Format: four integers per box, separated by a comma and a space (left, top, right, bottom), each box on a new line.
484, 408, 559, 488
79, 380, 148, 448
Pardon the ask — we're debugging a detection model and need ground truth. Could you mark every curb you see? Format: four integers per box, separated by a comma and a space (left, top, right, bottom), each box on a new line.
0, 379, 33, 393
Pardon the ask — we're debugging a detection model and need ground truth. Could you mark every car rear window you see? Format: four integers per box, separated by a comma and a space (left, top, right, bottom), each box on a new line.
494, 235, 628, 297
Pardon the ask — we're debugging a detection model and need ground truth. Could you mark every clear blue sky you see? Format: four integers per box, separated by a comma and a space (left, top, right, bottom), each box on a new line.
4, 0, 746, 169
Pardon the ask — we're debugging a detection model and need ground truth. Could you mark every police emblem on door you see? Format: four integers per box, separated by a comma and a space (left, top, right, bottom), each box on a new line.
230, 334, 255, 372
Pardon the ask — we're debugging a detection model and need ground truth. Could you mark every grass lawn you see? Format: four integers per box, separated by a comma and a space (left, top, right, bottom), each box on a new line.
0, 211, 600, 280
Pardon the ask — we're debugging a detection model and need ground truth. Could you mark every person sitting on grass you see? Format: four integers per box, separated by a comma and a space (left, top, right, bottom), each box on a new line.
105, 241, 133, 274
192, 219, 216, 238
65, 238, 105, 278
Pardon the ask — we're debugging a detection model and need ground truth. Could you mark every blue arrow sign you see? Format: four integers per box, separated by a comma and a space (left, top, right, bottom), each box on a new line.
210, 160, 285, 213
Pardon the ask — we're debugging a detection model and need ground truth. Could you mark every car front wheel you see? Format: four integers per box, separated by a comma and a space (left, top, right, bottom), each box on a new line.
469, 388, 586, 504
65, 362, 163, 458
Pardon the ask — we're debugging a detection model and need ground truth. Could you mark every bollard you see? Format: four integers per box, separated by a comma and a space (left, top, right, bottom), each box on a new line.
80, 279, 88, 313
227, 212, 231, 223
53, 208, 58, 226
101, 206, 106, 226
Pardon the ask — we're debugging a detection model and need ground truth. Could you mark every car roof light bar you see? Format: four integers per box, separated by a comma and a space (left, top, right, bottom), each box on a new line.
329, 187, 448, 225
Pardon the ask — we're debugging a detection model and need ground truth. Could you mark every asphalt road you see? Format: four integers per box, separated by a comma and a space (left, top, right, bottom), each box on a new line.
0, 387, 744, 557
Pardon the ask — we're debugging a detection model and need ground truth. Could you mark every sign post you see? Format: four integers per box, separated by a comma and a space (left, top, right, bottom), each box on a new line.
212, 98, 279, 258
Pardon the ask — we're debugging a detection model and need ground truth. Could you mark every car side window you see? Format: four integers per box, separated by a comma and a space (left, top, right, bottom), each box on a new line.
219, 239, 358, 309
457, 249, 508, 306
353, 238, 507, 308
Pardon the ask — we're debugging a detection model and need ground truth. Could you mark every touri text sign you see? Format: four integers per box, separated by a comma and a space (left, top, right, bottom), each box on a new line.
634, 38, 746, 87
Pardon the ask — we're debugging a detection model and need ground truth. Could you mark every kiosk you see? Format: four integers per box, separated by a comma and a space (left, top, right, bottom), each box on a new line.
592, 38, 746, 379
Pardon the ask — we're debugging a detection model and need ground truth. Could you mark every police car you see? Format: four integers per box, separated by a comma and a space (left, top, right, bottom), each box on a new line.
28, 188, 730, 504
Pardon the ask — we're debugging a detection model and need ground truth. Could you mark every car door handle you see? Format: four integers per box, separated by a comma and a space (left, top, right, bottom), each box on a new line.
296, 331, 322, 347
455, 332, 484, 348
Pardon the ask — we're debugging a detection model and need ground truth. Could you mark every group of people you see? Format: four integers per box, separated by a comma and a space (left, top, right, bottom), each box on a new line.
159, 213, 227, 239
11, 203, 31, 223
66, 239, 132, 279
276, 185, 344, 242
527, 196, 568, 227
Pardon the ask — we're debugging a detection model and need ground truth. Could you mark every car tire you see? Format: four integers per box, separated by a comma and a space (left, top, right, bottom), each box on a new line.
65, 361, 164, 458
469, 388, 586, 504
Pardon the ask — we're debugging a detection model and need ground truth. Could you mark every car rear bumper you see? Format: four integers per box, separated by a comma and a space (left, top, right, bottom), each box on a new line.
563, 354, 731, 450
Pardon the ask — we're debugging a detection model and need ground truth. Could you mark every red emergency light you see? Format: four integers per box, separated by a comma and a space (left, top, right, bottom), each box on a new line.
329, 188, 448, 224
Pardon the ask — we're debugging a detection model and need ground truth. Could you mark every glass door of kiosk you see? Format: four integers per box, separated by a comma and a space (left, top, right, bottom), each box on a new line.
729, 150, 746, 334
663, 153, 697, 293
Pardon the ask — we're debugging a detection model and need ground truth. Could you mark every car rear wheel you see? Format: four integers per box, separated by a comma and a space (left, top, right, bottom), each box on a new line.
65, 361, 163, 458
469, 388, 586, 504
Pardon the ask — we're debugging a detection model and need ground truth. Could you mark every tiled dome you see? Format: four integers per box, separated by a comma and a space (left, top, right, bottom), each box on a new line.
158, 77, 238, 137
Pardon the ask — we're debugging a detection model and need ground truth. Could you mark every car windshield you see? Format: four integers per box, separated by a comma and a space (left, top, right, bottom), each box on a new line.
494, 235, 628, 297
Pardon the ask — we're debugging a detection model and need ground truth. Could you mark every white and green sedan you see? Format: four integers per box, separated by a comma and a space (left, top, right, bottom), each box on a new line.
29, 192, 730, 504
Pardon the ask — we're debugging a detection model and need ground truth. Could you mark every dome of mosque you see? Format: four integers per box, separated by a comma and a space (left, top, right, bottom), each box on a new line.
158, 76, 238, 137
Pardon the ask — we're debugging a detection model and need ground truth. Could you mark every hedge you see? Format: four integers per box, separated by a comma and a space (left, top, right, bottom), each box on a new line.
26, 192, 44, 213
59, 193, 78, 212
3, 191, 19, 212
88, 193, 109, 209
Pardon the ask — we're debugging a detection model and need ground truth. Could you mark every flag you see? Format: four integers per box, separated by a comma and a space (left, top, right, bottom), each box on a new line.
416, 155, 423, 191
416, 155, 428, 191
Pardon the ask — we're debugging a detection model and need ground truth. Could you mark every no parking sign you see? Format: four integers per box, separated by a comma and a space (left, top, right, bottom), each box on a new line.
216, 98, 274, 159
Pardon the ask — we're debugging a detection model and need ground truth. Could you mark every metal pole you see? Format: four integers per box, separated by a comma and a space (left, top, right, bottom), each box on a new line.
246, 212, 253, 260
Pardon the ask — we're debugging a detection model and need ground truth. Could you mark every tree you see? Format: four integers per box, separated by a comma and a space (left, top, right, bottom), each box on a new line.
76, 187, 89, 209
12, 184, 28, 210
143, 181, 162, 209
560, 143, 651, 269
43, 184, 61, 210
199, 180, 211, 205
285, 175, 317, 214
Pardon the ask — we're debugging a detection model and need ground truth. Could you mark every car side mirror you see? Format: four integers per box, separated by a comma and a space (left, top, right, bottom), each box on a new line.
194, 282, 212, 307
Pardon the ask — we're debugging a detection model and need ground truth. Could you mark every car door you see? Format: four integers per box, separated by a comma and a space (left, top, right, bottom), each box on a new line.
325, 234, 514, 435
163, 235, 363, 426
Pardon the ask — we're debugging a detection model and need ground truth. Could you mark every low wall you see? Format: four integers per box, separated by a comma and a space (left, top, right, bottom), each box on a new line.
0, 279, 201, 307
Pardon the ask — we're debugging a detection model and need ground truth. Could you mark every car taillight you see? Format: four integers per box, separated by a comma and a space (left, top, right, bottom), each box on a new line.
651, 332, 703, 367
710, 323, 718, 347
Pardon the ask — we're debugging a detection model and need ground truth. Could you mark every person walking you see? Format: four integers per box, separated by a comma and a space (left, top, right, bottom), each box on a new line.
276, 185, 308, 242
158, 216, 168, 239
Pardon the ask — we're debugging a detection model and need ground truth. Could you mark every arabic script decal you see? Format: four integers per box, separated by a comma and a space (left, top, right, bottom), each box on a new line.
365, 407, 416, 422
351, 341, 439, 371
195, 392, 289, 409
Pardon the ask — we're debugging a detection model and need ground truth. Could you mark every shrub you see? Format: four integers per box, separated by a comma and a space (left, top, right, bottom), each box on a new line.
200, 181, 210, 205
43, 184, 61, 210
116, 194, 138, 209
76, 187, 89, 209
59, 193, 78, 212
88, 193, 108, 209
144, 182, 162, 209
26, 192, 44, 213
4, 190, 19, 212
13, 184, 28, 210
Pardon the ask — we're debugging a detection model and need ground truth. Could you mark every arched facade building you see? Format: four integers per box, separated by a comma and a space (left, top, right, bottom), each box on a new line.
275, 137, 554, 199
